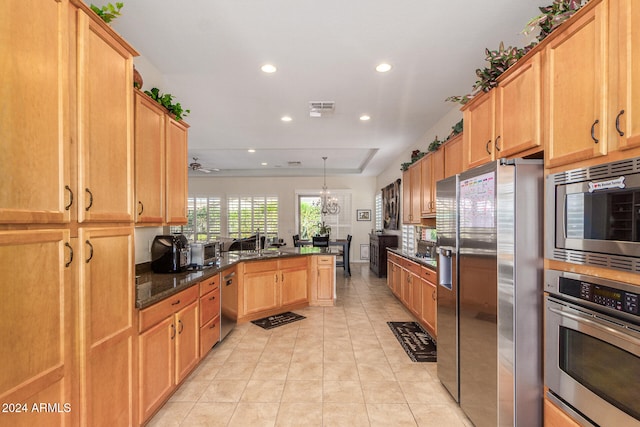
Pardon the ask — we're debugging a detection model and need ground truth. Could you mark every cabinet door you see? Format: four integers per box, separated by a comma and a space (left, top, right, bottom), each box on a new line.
409, 164, 421, 222
138, 316, 173, 424
410, 274, 422, 318
76, 11, 135, 223
421, 280, 437, 338
165, 117, 189, 225
545, 1, 608, 168
402, 169, 412, 224
281, 265, 308, 306
496, 52, 542, 158
243, 271, 278, 315
463, 91, 495, 169
391, 262, 402, 297
135, 91, 165, 224
78, 226, 135, 426
0, 229, 72, 427
616, 0, 640, 150
443, 134, 463, 177
0, 0, 70, 224
175, 301, 199, 384
420, 155, 433, 215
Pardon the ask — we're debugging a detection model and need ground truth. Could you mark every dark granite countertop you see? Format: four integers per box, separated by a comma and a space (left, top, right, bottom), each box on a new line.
387, 248, 437, 270
135, 247, 336, 309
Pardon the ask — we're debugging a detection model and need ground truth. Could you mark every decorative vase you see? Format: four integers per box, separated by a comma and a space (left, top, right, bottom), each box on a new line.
133, 66, 143, 89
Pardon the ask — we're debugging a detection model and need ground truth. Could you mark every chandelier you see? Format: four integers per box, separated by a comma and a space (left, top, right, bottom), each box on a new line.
319, 157, 340, 215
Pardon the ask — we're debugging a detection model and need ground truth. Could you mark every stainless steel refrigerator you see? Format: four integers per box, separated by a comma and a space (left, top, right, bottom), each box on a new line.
436, 159, 543, 427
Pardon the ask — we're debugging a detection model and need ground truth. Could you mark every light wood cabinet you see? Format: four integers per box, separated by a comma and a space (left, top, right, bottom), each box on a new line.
241, 258, 308, 317
611, 0, 640, 151
0, 229, 72, 427
0, 0, 71, 225
463, 90, 496, 170
421, 150, 445, 216
138, 286, 199, 424
443, 133, 464, 177
544, 0, 608, 168
76, 8, 136, 223
134, 90, 165, 224
387, 253, 402, 297
78, 226, 136, 426
544, 397, 582, 427
165, 117, 189, 225
495, 51, 543, 158
402, 164, 421, 224
199, 274, 221, 357
309, 255, 335, 306
420, 266, 437, 338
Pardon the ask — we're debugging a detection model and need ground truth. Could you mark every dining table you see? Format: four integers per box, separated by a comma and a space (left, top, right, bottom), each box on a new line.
297, 239, 351, 276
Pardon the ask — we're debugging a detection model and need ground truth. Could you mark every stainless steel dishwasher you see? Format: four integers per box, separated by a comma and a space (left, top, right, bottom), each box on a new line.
220, 267, 237, 340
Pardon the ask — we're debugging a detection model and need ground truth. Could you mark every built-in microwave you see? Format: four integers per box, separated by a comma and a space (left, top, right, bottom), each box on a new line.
546, 157, 640, 273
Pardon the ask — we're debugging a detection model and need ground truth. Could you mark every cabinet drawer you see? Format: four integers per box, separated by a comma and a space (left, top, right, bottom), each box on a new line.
317, 255, 334, 265
403, 259, 421, 276
199, 274, 220, 296
199, 288, 220, 326
421, 266, 436, 284
279, 256, 308, 269
200, 316, 220, 357
139, 286, 198, 333
243, 259, 279, 273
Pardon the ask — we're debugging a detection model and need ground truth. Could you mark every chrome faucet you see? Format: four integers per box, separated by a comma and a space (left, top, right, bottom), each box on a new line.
255, 228, 261, 254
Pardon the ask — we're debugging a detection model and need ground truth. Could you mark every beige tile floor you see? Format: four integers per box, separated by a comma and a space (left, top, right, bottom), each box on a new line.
147, 264, 472, 427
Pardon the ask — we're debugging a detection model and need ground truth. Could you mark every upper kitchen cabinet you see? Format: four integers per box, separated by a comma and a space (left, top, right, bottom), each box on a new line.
463, 51, 543, 171
402, 163, 421, 224
462, 90, 496, 170
74, 3, 138, 223
0, 0, 71, 224
134, 90, 165, 224
495, 51, 543, 158
421, 150, 444, 217
544, 0, 608, 168
165, 117, 189, 225
612, 0, 640, 151
443, 133, 464, 177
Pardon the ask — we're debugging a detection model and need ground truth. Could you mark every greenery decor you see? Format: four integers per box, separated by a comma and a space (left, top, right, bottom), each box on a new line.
400, 119, 463, 170
522, 0, 587, 42
446, 42, 526, 105
317, 222, 331, 236
90, 2, 124, 23
144, 87, 191, 121
428, 136, 443, 152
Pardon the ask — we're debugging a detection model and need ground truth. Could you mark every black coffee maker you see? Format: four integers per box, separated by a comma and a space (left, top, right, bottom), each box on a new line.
151, 234, 190, 273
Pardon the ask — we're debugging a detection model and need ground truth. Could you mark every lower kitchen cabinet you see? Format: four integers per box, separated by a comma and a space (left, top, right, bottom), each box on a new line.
138, 286, 199, 424
0, 229, 73, 427
199, 274, 221, 357
239, 257, 308, 320
310, 255, 335, 306
420, 266, 437, 338
78, 226, 136, 426
387, 252, 437, 338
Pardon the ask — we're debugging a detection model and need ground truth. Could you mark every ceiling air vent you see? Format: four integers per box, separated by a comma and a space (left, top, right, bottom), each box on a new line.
287, 161, 302, 167
309, 101, 335, 118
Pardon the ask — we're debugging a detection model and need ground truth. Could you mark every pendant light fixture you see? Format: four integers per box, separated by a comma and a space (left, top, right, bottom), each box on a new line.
320, 157, 340, 215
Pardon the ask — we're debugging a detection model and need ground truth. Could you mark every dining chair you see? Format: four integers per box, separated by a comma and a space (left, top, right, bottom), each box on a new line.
335, 234, 352, 275
312, 236, 329, 247
293, 234, 300, 247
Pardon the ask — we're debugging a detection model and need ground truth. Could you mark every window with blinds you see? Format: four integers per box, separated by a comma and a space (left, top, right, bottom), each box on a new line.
402, 224, 415, 254
171, 197, 222, 241
227, 196, 279, 238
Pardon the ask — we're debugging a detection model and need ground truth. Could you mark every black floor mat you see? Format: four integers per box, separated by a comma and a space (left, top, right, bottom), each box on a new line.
251, 311, 306, 330
387, 321, 437, 362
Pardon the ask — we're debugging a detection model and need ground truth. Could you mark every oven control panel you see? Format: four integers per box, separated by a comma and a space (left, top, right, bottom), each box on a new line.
560, 277, 639, 317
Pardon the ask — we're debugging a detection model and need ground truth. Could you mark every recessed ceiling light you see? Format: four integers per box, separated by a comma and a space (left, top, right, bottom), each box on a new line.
261, 64, 277, 73
248, 149, 256, 153
281, 116, 292, 122
360, 115, 371, 121
376, 63, 392, 73
261, 162, 268, 166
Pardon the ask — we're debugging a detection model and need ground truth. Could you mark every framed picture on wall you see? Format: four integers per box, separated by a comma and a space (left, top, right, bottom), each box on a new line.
356, 209, 371, 221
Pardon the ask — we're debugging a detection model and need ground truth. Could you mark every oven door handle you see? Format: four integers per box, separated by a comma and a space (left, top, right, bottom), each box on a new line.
548, 305, 640, 347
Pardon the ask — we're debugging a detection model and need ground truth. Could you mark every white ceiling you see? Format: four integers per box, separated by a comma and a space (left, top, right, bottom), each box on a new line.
109, 0, 547, 177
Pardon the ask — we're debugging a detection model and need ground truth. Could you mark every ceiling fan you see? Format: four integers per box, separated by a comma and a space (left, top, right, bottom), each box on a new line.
189, 157, 218, 173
